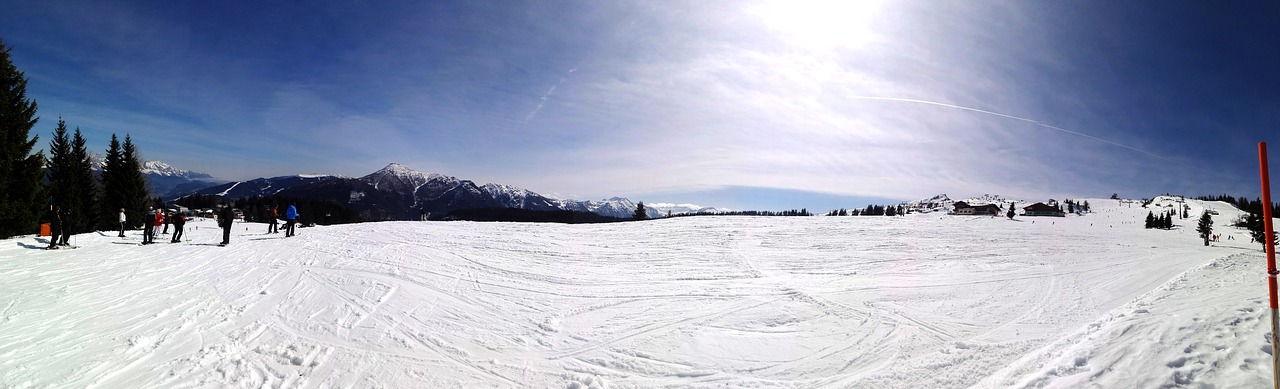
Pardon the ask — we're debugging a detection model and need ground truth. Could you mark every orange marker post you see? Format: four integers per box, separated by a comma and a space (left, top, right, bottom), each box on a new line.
1261, 142, 1278, 389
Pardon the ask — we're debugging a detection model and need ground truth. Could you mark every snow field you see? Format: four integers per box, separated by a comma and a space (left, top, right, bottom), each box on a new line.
0, 197, 1274, 388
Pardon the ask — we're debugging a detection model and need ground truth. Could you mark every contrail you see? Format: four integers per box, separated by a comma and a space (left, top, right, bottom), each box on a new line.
848, 96, 1173, 162
523, 65, 582, 123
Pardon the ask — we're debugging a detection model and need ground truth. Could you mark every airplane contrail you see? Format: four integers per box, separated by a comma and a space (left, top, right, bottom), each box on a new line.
848, 96, 1174, 162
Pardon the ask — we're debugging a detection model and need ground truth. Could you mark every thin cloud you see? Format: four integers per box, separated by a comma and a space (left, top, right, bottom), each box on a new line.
846, 96, 1177, 163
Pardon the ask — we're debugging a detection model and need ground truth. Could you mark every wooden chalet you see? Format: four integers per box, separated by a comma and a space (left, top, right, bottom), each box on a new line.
952, 201, 1001, 216
1023, 202, 1065, 217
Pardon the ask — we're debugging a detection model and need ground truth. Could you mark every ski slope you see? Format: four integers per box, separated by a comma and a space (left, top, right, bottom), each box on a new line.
0, 197, 1274, 388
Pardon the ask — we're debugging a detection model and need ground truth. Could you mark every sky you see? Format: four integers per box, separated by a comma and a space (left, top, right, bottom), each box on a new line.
2, 0, 1278, 211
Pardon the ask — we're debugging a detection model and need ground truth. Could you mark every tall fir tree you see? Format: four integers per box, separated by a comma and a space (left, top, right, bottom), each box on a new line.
0, 39, 45, 238
99, 134, 126, 230
45, 118, 74, 227
1196, 211, 1213, 246
69, 128, 98, 232
120, 134, 150, 227
633, 201, 648, 221
1246, 211, 1278, 250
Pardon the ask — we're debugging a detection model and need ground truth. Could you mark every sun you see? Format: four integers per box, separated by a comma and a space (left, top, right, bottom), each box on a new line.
749, 0, 885, 52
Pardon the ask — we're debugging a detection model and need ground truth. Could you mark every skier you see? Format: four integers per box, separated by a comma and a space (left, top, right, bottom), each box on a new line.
58, 209, 72, 247
218, 205, 234, 246
142, 208, 155, 244
170, 211, 186, 243
162, 210, 171, 234
285, 203, 298, 237
118, 208, 127, 237
268, 205, 279, 234
45, 206, 62, 249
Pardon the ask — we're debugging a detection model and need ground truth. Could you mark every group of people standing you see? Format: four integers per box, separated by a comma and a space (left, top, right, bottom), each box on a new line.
139, 207, 187, 245
219, 203, 296, 245
43, 206, 73, 249
78, 202, 299, 248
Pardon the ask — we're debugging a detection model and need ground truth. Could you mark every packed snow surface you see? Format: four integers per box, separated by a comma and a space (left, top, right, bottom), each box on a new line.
1, 198, 1275, 388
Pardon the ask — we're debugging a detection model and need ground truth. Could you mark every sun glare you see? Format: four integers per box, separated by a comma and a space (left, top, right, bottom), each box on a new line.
750, 0, 884, 52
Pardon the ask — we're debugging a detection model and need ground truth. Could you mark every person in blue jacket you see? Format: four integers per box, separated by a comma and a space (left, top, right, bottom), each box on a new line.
285, 203, 298, 237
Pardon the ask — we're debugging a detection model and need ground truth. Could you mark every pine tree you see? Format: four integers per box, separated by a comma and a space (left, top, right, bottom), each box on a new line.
45, 118, 74, 218
633, 201, 647, 221
68, 128, 98, 232
1007, 204, 1015, 219
1196, 210, 1213, 246
1246, 211, 1279, 249
0, 39, 45, 239
45, 118, 97, 234
99, 134, 126, 230
1145, 211, 1154, 229
120, 134, 150, 227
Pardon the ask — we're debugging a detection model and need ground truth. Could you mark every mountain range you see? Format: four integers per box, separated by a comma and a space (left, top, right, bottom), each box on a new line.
183, 163, 690, 220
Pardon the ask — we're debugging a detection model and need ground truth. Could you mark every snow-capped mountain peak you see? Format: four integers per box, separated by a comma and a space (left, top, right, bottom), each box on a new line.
362, 163, 435, 192
141, 160, 214, 179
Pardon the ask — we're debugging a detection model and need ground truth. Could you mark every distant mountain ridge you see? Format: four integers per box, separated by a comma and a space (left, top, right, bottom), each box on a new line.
187, 163, 670, 220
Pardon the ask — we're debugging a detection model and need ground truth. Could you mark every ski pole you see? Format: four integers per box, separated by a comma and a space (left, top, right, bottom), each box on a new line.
1260, 142, 1278, 389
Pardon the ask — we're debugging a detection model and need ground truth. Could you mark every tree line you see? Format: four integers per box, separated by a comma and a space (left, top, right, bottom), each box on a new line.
825, 204, 907, 216
0, 39, 154, 238
174, 194, 362, 226
666, 209, 813, 218
1194, 194, 1280, 216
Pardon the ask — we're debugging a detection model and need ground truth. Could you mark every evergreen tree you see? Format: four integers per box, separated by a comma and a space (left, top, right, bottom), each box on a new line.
1196, 210, 1213, 246
68, 128, 97, 232
1007, 204, 1015, 219
1246, 211, 1279, 249
46, 118, 73, 216
98, 134, 124, 230
633, 201, 647, 221
1145, 211, 1154, 229
885, 205, 896, 216
0, 39, 45, 238
120, 134, 150, 226
1083, 200, 1090, 213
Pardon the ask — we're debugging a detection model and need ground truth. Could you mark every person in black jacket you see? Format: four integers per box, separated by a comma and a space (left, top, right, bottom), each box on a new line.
142, 208, 156, 244
218, 205, 234, 246
58, 209, 72, 246
170, 212, 186, 243
45, 207, 62, 249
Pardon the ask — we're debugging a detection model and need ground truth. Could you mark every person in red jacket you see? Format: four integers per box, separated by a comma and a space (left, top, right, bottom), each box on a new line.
267, 205, 279, 234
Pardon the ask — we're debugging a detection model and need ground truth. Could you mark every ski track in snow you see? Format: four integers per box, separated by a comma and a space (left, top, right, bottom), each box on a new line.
0, 197, 1274, 388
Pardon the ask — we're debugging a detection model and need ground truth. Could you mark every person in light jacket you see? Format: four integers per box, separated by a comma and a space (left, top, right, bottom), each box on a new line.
118, 208, 127, 237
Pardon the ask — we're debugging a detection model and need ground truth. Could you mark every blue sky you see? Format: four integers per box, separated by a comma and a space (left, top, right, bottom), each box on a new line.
2, 0, 1277, 211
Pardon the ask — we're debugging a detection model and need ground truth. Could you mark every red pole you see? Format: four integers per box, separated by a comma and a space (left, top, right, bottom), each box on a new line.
1261, 142, 1279, 389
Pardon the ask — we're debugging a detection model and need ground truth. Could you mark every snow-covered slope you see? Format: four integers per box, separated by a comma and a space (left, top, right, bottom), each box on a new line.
1, 198, 1273, 387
